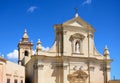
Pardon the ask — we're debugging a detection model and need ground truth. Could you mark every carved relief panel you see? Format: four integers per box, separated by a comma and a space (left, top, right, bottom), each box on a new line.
67, 70, 88, 83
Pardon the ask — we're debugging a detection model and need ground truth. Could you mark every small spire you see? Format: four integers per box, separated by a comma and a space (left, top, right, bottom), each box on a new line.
37, 39, 41, 45
36, 39, 42, 55
24, 29, 27, 33
104, 45, 110, 56
23, 29, 29, 39
75, 7, 79, 17
105, 45, 108, 50
22, 29, 29, 42
36, 39, 42, 50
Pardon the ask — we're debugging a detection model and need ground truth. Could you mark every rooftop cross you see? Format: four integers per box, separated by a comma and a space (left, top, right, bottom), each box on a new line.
24, 29, 27, 33
75, 7, 79, 17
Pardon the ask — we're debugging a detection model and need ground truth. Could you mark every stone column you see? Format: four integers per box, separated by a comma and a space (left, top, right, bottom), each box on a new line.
33, 63, 38, 83
87, 33, 94, 57
63, 63, 68, 83
37, 63, 44, 83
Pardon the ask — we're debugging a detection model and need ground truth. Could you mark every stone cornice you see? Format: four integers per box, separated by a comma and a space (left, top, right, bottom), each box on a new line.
6, 73, 12, 76
31, 55, 113, 63
33, 63, 44, 70
18, 42, 33, 47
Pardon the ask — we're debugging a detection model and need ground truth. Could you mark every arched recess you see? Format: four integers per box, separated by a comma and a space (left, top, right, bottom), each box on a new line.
69, 33, 85, 54
24, 51, 29, 56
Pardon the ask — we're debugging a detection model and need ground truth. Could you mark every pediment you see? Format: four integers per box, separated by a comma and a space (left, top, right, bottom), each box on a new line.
69, 21, 83, 27
63, 16, 95, 32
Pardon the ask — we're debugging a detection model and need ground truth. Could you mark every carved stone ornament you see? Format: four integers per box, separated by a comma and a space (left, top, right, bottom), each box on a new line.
38, 64, 44, 70
67, 70, 88, 83
69, 33, 85, 41
33, 63, 44, 70
87, 33, 93, 38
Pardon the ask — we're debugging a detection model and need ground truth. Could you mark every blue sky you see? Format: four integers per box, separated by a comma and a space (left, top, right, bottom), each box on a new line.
0, 0, 120, 79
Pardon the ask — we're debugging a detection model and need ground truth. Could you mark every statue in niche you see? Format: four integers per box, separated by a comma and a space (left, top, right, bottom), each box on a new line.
75, 41, 80, 53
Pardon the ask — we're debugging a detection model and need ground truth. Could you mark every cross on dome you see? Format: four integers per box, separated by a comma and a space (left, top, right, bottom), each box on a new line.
75, 7, 79, 17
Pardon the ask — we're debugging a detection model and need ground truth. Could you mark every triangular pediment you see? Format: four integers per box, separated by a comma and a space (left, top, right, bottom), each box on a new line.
63, 16, 95, 32
69, 21, 83, 27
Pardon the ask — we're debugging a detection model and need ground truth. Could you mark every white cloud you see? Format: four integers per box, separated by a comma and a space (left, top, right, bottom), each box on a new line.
0, 54, 4, 58
1, 54, 4, 58
7, 50, 18, 59
32, 50, 36, 55
27, 6, 37, 13
82, 0, 92, 5
6, 46, 49, 59
42, 46, 50, 51
32, 46, 49, 55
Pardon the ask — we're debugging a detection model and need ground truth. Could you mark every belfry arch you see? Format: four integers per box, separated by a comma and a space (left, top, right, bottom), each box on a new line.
24, 51, 29, 56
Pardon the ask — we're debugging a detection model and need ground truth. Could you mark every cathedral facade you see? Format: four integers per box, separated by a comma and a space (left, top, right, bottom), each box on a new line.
0, 14, 112, 83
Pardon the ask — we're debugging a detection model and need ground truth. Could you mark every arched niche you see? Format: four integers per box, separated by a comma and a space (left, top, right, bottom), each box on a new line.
69, 33, 85, 54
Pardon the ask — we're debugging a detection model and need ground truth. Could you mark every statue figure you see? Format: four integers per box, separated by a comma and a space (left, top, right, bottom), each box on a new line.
75, 42, 80, 53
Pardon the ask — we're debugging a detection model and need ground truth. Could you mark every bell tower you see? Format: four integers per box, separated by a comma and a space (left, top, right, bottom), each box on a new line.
18, 29, 33, 66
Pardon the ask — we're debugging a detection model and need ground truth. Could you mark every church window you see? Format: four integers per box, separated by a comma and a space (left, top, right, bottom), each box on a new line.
24, 51, 29, 56
21, 80, 23, 83
7, 79, 10, 83
14, 79, 17, 83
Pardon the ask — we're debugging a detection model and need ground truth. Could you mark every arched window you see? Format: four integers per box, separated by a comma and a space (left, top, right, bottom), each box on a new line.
24, 51, 29, 56
75, 41, 80, 53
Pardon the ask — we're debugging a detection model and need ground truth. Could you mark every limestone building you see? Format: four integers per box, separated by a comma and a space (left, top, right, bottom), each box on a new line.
0, 57, 25, 83
0, 13, 112, 83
